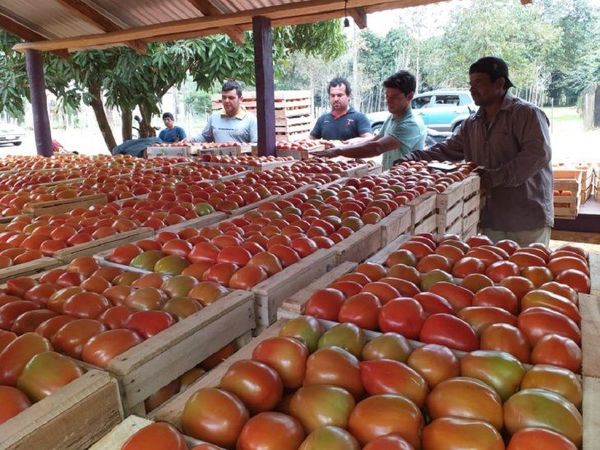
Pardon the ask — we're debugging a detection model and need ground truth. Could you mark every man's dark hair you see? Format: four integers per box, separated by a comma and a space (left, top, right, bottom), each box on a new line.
162, 112, 174, 120
222, 80, 243, 97
328, 77, 352, 96
383, 71, 417, 96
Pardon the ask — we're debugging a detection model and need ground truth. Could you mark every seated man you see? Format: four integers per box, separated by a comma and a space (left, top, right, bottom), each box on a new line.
310, 77, 372, 143
158, 112, 186, 143
189, 80, 257, 144
313, 71, 426, 171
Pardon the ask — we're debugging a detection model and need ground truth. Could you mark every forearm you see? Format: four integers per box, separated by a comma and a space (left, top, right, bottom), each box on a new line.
335, 140, 385, 159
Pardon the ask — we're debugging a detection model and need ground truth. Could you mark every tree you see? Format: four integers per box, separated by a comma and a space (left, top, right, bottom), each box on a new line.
0, 21, 346, 150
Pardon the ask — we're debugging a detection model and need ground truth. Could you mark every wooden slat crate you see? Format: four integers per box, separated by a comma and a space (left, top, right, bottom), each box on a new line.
462, 208, 480, 237
157, 212, 229, 234
23, 193, 107, 216
145, 146, 192, 158
437, 200, 463, 235
554, 178, 581, 219
463, 174, 481, 198
580, 293, 600, 378
463, 192, 481, 216
0, 257, 62, 284
367, 233, 412, 265
409, 192, 436, 227
275, 131, 310, 142
275, 115, 313, 127
252, 248, 337, 328
0, 370, 122, 450
275, 106, 312, 119
379, 206, 411, 246
436, 181, 465, 211
332, 224, 383, 264
276, 144, 325, 160
414, 212, 438, 235
462, 222, 479, 239
53, 228, 155, 263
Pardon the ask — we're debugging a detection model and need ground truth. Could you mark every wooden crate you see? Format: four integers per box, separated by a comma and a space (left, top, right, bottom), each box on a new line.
0, 257, 61, 284
53, 228, 155, 263
409, 192, 436, 227
462, 208, 480, 235
105, 289, 255, 413
145, 146, 192, 158
437, 200, 463, 235
583, 376, 600, 450
463, 174, 481, 198
463, 192, 481, 216
580, 293, 600, 378
379, 206, 411, 246
252, 248, 337, 328
554, 177, 582, 219
23, 193, 107, 216
275, 115, 313, 127
275, 106, 312, 119
436, 181, 465, 211
276, 131, 310, 142
276, 144, 325, 160
157, 212, 229, 234
462, 222, 479, 240
332, 224, 382, 264
0, 370, 122, 450
367, 234, 412, 265
414, 212, 438, 235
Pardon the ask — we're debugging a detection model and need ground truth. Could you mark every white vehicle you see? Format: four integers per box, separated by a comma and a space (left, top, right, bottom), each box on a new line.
0, 123, 24, 146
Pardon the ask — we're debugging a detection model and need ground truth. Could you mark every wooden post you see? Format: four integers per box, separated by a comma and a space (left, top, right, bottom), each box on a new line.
25, 49, 53, 157
252, 16, 276, 156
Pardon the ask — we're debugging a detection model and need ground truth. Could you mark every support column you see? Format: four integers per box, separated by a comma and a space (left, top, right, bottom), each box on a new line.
25, 49, 53, 156
252, 16, 276, 156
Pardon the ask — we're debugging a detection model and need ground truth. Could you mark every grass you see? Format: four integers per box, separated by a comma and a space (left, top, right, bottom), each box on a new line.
542, 106, 581, 124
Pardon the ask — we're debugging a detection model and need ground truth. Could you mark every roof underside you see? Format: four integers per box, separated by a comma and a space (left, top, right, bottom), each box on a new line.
0, 0, 446, 54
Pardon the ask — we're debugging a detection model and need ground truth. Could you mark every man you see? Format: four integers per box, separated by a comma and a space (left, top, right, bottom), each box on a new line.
313, 71, 426, 170
310, 77, 372, 142
398, 57, 553, 246
189, 80, 257, 144
158, 112, 186, 143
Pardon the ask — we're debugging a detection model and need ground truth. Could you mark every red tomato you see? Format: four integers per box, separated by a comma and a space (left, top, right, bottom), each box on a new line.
123, 310, 175, 339
520, 364, 582, 409
121, 422, 187, 450
219, 360, 283, 414
0, 385, 31, 424
517, 306, 581, 346
98, 305, 134, 330
62, 292, 111, 319
11, 309, 57, 334
337, 292, 381, 330
407, 343, 460, 388
0, 332, 52, 385
363, 434, 415, 450
457, 306, 518, 336
419, 313, 479, 352
0, 301, 40, 330
237, 412, 305, 450
480, 323, 531, 363
304, 288, 345, 321
361, 332, 411, 362
0, 329, 16, 353
429, 282, 473, 311
81, 328, 142, 368
35, 315, 75, 340
423, 417, 505, 450
530, 334, 581, 372
289, 385, 355, 433
304, 347, 363, 399
378, 298, 425, 339
251, 336, 308, 389
182, 388, 249, 447
508, 428, 577, 450
52, 318, 106, 358
298, 425, 360, 450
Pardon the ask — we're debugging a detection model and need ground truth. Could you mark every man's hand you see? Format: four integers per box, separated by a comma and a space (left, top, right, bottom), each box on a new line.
474, 166, 494, 190
392, 154, 413, 165
312, 148, 340, 158
180, 138, 192, 145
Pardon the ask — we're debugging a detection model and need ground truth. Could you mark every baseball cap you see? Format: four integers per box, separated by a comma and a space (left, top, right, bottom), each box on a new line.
469, 56, 514, 89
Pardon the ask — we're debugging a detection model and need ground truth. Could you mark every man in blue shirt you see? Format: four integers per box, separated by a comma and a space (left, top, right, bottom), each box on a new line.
313, 71, 426, 170
158, 112, 186, 143
310, 77, 372, 143
188, 81, 257, 144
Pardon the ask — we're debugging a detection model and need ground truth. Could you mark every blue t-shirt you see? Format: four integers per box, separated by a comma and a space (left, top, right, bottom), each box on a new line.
310, 107, 372, 141
380, 108, 427, 170
159, 126, 186, 143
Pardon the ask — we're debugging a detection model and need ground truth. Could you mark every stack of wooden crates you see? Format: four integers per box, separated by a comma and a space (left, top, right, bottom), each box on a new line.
212, 90, 313, 141
435, 174, 481, 239
552, 164, 595, 219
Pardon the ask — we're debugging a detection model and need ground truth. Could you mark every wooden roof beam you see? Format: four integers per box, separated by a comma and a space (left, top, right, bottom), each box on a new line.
188, 0, 245, 44
55, 0, 146, 54
349, 7, 367, 29
13, 0, 440, 53
0, 11, 68, 57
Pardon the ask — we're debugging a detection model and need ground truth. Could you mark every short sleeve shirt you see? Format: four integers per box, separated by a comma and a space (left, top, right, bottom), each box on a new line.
194, 109, 257, 143
158, 126, 186, 143
380, 108, 427, 170
310, 107, 372, 141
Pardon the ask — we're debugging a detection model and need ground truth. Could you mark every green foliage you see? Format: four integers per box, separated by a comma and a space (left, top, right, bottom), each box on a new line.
182, 81, 212, 116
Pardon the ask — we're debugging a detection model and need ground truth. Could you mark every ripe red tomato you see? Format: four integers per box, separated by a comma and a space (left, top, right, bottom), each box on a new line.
237, 412, 305, 450
52, 318, 107, 358
407, 343, 459, 388
507, 428, 577, 450
0, 301, 40, 330
530, 334, 581, 372
423, 417, 505, 450
338, 292, 381, 330
419, 313, 478, 352
304, 288, 346, 321
289, 385, 355, 433
0, 332, 52, 385
121, 422, 187, 450
304, 346, 363, 399
480, 323, 531, 363
0, 385, 31, 424
251, 336, 308, 389
378, 298, 425, 339
182, 388, 248, 447
517, 306, 581, 346
363, 434, 414, 450
457, 306, 518, 336
81, 328, 142, 368
520, 364, 582, 409
123, 310, 175, 339
361, 332, 411, 362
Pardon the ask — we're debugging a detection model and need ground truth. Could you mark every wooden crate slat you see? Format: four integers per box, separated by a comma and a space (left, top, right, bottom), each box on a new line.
157, 212, 228, 234
90, 415, 153, 450
252, 248, 337, 327
462, 222, 479, 239
414, 213, 438, 235
581, 293, 600, 378
462, 208, 480, 233
379, 206, 411, 246
410, 192, 436, 226
0, 257, 61, 284
463, 193, 481, 216
0, 370, 122, 450
439, 215, 464, 235
275, 115, 313, 127
437, 200, 463, 232
275, 106, 312, 119
463, 174, 481, 198
23, 193, 107, 216
583, 376, 600, 450
367, 234, 412, 265
276, 144, 325, 160
436, 181, 465, 210
107, 290, 255, 411
333, 224, 382, 264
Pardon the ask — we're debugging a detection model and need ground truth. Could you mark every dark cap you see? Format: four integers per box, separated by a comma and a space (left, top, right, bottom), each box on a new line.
469, 56, 514, 89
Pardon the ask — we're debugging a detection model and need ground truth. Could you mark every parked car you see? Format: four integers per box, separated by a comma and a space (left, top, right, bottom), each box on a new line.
0, 123, 24, 146
367, 89, 477, 134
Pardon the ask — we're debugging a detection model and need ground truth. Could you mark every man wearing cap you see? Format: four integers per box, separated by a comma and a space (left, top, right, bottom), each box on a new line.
397, 57, 553, 246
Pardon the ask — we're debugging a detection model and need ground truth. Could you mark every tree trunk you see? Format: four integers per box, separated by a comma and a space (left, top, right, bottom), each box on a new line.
138, 103, 156, 138
88, 80, 117, 151
121, 108, 132, 141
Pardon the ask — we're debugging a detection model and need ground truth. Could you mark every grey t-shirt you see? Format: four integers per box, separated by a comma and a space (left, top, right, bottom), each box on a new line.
193, 109, 257, 143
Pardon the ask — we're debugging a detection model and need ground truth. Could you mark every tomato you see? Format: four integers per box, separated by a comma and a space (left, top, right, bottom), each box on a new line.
200, 342, 236, 371
52, 318, 107, 358
407, 343, 459, 388
229, 265, 267, 289
472, 286, 518, 315
457, 306, 518, 336
144, 378, 181, 412
317, 322, 366, 358
419, 313, 478, 352
520, 290, 580, 323
0, 332, 52, 385
507, 428, 577, 450
413, 292, 454, 316
360, 359, 428, 408
279, 316, 324, 353
304, 347, 364, 399
337, 292, 381, 330
289, 385, 355, 432
16, 351, 83, 401
304, 288, 345, 321
48, 287, 86, 313
252, 336, 308, 389
182, 388, 248, 447
0, 301, 40, 330
378, 298, 425, 339
299, 426, 360, 450
361, 332, 411, 362
24, 283, 60, 306
363, 434, 415, 450
188, 281, 228, 306
0, 385, 31, 424
517, 306, 581, 346
539, 281, 578, 304
81, 329, 142, 368
460, 350, 525, 401
220, 360, 283, 413
62, 292, 111, 319
11, 309, 57, 334
504, 388, 582, 447
480, 323, 530, 363
423, 417, 505, 450
121, 422, 187, 450
123, 311, 175, 339
530, 334, 581, 372
237, 412, 305, 450
520, 364, 582, 409
0, 329, 16, 353
348, 394, 423, 448
429, 282, 473, 311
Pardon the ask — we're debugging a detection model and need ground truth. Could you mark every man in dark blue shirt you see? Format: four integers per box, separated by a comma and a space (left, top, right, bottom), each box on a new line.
310, 77, 372, 142
158, 112, 186, 143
